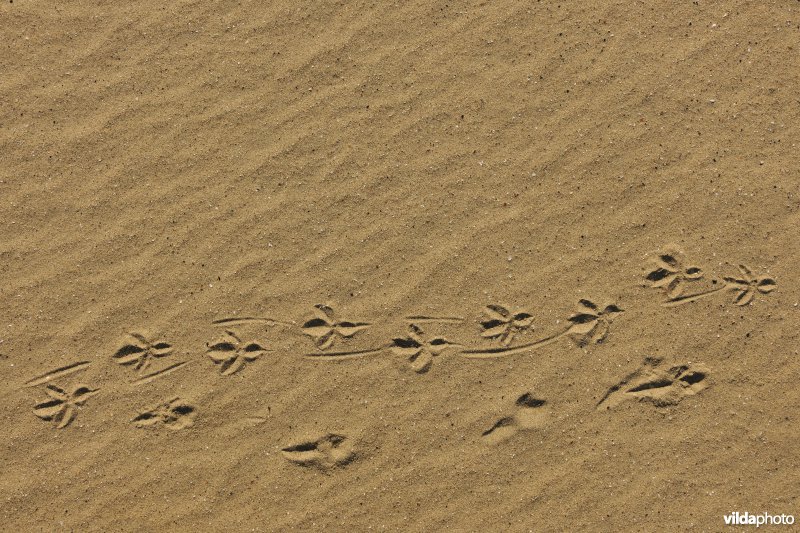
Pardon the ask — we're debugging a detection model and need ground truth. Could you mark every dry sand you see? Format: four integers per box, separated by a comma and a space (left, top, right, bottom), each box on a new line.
2, 1, 799, 531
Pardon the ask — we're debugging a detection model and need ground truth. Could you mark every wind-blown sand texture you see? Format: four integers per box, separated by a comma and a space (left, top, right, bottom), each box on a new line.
2, 1, 799, 531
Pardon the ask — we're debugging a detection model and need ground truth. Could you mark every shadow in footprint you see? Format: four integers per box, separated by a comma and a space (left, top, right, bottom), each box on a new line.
597, 357, 709, 409
133, 397, 196, 430
482, 393, 549, 445
282, 433, 356, 471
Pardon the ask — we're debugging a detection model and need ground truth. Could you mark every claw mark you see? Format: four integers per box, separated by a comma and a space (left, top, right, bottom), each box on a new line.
24, 361, 91, 388
132, 361, 190, 385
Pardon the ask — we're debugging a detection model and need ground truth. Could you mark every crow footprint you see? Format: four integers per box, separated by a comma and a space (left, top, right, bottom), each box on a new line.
207, 330, 267, 375
481, 393, 548, 445
113, 332, 173, 373
391, 324, 461, 373
645, 248, 777, 307
480, 304, 534, 346
33, 384, 99, 429
133, 397, 196, 430
281, 433, 356, 470
645, 248, 704, 299
301, 304, 370, 350
462, 299, 623, 359
597, 357, 709, 409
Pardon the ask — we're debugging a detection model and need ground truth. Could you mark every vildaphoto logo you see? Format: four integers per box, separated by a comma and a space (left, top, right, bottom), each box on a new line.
724, 512, 795, 527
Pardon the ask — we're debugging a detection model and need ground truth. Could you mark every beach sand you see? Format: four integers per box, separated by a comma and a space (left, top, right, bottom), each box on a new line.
1, 1, 799, 530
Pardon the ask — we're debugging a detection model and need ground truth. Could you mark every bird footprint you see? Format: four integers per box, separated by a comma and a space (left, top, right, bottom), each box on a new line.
301, 304, 370, 351
281, 433, 356, 470
482, 393, 549, 445
597, 357, 709, 409
132, 397, 196, 430
207, 330, 267, 375
33, 384, 99, 429
113, 332, 173, 374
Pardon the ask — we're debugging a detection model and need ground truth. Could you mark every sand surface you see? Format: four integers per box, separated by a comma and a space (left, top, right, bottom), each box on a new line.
2, 1, 799, 531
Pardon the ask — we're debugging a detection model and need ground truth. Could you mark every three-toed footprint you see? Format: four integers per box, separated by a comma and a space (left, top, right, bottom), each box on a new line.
132, 397, 196, 430
596, 357, 709, 409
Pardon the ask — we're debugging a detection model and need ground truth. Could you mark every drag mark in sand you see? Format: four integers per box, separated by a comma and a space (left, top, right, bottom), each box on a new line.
211, 316, 293, 327
24, 361, 91, 388
645, 248, 776, 307
404, 315, 465, 324
132, 360, 190, 385
461, 299, 623, 358
303, 346, 386, 361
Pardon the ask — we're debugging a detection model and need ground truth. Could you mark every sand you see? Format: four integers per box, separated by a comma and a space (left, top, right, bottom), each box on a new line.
2, 1, 799, 531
